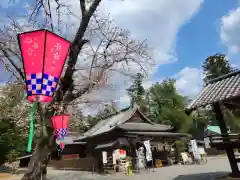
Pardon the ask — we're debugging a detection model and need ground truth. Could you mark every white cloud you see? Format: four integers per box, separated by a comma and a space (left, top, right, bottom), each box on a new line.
100, 0, 204, 105
101, 0, 203, 66
220, 7, 240, 54
175, 67, 203, 98
119, 95, 131, 106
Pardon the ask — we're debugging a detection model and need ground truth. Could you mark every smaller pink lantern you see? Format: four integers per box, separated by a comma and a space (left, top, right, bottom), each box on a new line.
51, 114, 69, 150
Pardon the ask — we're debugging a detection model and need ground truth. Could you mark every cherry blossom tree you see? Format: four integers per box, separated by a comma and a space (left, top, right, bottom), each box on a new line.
0, 0, 153, 179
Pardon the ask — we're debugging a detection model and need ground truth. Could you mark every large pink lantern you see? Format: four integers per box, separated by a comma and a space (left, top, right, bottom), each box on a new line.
51, 114, 69, 150
18, 30, 71, 103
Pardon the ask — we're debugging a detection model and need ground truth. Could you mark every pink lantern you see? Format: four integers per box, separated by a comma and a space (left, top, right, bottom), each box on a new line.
51, 114, 69, 130
51, 114, 69, 149
18, 30, 71, 103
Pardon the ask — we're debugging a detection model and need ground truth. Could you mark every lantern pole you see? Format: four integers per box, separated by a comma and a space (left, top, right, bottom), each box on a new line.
27, 97, 39, 152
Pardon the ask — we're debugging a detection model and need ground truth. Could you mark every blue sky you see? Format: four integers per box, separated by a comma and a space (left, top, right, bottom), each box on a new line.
158, 0, 236, 78
102, 0, 240, 105
1, 0, 240, 108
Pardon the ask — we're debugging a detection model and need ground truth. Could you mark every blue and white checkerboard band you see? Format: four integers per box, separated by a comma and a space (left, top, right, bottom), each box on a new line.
55, 128, 67, 140
26, 73, 58, 96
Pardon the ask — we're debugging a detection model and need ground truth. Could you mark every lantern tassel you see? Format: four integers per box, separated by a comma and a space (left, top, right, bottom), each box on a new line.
27, 98, 38, 152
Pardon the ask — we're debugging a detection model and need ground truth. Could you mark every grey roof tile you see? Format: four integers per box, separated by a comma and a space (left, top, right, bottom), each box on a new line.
74, 106, 166, 141
187, 71, 240, 110
75, 107, 139, 141
117, 122, 171, 132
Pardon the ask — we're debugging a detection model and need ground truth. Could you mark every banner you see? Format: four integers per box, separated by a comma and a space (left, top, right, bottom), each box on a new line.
102, 151, 107, 164
204, 137, 211, 149
144, 140, 153, 162
190, 139, 201, 160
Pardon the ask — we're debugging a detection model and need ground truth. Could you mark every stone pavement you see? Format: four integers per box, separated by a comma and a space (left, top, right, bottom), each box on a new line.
12, 156, 232, 180
46, 156, 231, 180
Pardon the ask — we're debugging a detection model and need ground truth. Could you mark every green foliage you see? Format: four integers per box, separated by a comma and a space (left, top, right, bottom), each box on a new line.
86, 115, 100, 129
175, 140, 186, 163
87, 103, 118, 128
70, 103, 118, 133
148, 79, 192, 132
126, 73, 146, 110
0, 118, 27, 164
96, 103, 118, 120
225, 110, 240, 133
0, 83, 26, 118
0, 83, 27, 164
202, 54, 235, 84
188, 109, 216, 139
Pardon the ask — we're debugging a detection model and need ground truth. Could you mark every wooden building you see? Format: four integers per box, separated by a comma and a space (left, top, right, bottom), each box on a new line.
73, 106, 190, 171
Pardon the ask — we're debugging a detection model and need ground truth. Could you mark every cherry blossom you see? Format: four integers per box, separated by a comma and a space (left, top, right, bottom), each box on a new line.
53, 52, 60, 60
24, 37, 33, 44
28, 48, 33, 56
55, 43, 62, 51
32, 42, 38, 49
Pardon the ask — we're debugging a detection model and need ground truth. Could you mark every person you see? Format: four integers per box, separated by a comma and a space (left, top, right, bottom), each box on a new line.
152, 147, 157, 168
126, 157, 132, 175
98, 160, 104, 173
115, 159, 120, 172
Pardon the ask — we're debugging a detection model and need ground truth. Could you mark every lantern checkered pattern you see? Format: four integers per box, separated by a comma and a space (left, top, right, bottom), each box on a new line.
55, 128, 67, 140
26, 73, 58, 96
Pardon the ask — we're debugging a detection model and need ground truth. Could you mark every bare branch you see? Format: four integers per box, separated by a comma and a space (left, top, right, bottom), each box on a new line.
61, 14, 152, 104
80, 0, 86, 17
47, 0, 54, 31
28, 1, 44, 24
0, 47, 24, 81
56, 0, 102, 101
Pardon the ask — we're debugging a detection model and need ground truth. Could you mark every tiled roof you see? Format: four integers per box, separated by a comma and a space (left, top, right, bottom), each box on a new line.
82, 106, 139, 137
74, 106, 169, 141
116, 122, 171, 132
187, 71, 240, 110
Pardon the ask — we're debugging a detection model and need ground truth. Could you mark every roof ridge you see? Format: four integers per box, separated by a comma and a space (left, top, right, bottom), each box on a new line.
83, 107, 136, 137
111, 106, 137, 127
208, 70, 240, 84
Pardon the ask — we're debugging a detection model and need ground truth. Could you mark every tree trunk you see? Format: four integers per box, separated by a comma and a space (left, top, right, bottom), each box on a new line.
20, 131, 55, 180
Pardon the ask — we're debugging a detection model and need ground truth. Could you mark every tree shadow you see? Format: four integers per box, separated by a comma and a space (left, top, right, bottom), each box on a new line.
172, 171, 229, 180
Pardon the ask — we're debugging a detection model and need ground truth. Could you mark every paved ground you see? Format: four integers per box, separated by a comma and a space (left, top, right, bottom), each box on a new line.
45, 156, 232, 180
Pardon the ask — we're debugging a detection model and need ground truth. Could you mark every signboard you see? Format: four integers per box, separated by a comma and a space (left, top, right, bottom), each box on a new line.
204, 137, 211, 149
102, 151, 107, 164
144, 140, 153, 162
190, 140, 201, 160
